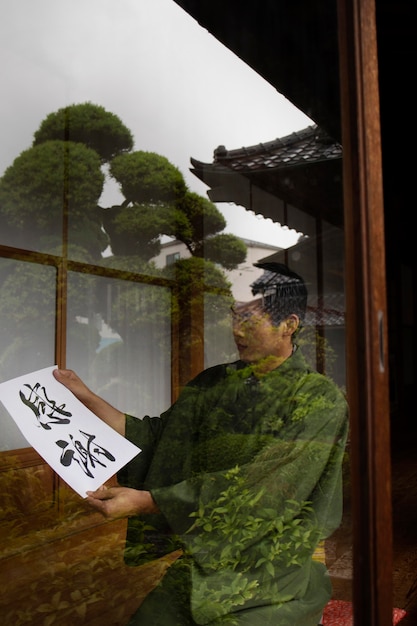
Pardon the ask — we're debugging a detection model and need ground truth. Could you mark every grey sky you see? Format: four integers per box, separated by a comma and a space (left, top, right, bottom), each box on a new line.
0, 0, 311, 245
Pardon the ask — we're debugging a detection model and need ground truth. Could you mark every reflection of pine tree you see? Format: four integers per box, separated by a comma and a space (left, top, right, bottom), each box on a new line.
0, 102, 247, 387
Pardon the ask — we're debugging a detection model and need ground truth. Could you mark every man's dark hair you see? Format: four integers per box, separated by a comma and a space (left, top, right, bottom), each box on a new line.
250, 262, 308, 326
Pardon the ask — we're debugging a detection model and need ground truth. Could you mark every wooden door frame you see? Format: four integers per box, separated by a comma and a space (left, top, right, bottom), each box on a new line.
338, 0, 393, 623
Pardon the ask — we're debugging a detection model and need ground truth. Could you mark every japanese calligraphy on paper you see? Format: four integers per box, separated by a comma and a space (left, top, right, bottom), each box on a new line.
0, 366, 141, 497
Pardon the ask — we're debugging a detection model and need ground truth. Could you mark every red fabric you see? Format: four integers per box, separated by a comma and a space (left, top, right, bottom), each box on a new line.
322, 600, 407, 625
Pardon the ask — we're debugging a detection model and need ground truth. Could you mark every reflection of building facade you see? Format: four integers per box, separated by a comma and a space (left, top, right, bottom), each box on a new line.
188, 125, 345, 326
152, 237, 282, 301
186, 126, 345, 384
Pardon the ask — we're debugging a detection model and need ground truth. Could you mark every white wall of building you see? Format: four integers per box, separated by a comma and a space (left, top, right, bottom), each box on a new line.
152, 238, 282, 301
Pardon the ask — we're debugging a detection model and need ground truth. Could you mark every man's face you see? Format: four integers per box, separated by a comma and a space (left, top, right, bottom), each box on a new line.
231, 299, 289, 364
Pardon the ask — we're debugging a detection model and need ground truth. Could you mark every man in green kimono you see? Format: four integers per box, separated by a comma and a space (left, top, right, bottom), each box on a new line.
54, 263, 348, 626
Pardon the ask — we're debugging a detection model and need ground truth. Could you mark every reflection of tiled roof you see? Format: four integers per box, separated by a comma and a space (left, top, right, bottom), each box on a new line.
190, 124, 343, 233
212, 125, 342, 173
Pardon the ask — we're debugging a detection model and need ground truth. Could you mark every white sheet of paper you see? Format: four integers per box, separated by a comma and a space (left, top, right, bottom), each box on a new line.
0, 366, 141, 497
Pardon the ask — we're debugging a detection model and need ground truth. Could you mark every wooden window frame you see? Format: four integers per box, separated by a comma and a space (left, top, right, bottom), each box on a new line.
338, 0, 393, 623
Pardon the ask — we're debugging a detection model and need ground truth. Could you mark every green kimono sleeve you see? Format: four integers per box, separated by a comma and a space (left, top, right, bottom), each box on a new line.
117, 414, 182, 564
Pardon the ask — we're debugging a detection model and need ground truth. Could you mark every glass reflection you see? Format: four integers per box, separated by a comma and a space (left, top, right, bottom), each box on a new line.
0, 0, 352, 624
0, 258, 56, 384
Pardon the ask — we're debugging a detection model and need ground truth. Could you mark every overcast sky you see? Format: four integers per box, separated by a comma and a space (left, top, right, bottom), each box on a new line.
0, 0, 312, 246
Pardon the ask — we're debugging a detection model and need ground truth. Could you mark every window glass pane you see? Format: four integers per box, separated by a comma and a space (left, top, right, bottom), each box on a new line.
67, 272, 172, 416
0, 258, 56, 450
204, 291, 237, 369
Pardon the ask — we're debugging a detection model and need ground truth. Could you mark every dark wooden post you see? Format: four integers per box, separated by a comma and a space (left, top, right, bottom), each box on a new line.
338, 0, 393, 623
